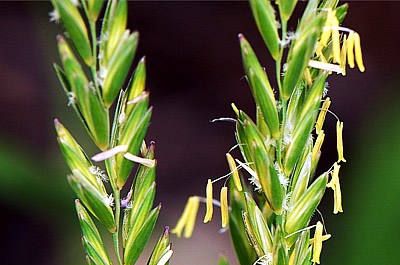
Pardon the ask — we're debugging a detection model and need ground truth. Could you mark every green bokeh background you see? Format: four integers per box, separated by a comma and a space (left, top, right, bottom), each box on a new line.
0, 1, 399, 264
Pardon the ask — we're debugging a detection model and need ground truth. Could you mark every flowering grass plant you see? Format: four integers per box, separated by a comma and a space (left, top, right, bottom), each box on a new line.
172, 0, 364, 265
51, 1, 172, 265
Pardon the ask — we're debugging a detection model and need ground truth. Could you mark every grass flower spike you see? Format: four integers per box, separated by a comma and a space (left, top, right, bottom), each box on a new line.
52, 1, 172, 264
173, 1, 364, 265
312, 8, 365, 75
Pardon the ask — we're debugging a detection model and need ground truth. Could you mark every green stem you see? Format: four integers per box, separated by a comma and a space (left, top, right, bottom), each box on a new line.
112, 189, 123, 265
276, 20, 287, 95
276, 20, 288, 166
83, 5, 121, 263
105, 159, 122, 265
81, 1, 101, 96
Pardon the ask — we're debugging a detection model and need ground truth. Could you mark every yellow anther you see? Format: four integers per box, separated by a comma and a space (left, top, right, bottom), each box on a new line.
311, 221, 324, 264
220, 187, 229, 228
226, 153, 242, 191
353, 32, 365, 72
316, 49, 327, 63
327, 163, 343, 214
347, 32, 355, 68
333, 176, 343, 214
304, 68, 313, 87
184, 196, 200, 238
312, 130, 325, 165
289, 249, 295, 265
203, 179, 213, 223
171, 198, 191, 238
336, 120, 346, 162
318, 9, 335, 52
327, 162, 340, 188
171, 196, 200, 238
231, 103, 239, 117
315, 98, 331, 135
331, 16, 341, 64
310, 234, 331, 244
340, 35, 347, 76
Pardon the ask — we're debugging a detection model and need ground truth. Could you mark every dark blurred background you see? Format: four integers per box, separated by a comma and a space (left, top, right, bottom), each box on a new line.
1, 1, 399, 264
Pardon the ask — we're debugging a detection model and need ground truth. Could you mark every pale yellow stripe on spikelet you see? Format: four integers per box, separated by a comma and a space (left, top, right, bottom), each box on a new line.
304, 68, 313, 87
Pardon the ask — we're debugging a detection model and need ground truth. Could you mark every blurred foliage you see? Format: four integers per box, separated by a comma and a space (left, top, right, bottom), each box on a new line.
0, 136, 85, 265
0, 138, 70, 214
324, 91, 400, 265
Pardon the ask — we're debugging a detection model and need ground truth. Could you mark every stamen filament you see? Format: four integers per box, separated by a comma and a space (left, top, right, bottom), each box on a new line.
308, 60, 343, 74
92, 145, 128, 162
124, 152, 156, 168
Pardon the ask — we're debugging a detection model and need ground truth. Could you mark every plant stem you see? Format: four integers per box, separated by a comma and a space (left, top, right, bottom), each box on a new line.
276, 20, 288, 167
276, 20, 287, 94
112, 189, 123, 265
105, 159, 123, 265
